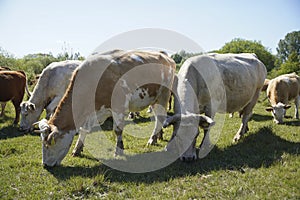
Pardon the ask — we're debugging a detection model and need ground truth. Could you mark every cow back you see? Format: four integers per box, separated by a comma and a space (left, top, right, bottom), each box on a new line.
0, 71, 26, 101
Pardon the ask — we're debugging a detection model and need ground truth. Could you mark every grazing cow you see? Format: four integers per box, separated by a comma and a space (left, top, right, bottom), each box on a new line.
0, 66, 11, 116
265, 73, 300, 124
164, 53, 267, 161
35, 50, 176, 166
229, 78, 269, 118
0, 70, 31, 124
20, 60, 82, 132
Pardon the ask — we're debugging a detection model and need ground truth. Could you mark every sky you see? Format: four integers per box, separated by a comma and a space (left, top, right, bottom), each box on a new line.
0, 0, 299, 58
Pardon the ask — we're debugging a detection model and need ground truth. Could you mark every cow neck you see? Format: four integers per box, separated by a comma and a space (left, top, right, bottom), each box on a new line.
48, 72, 77, 132
28, 89, 47, 118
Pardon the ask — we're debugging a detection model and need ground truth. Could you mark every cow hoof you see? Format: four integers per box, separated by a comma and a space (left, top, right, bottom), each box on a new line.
114, 148, 124, 156
180, 155, 197, 162
232, 135, 240, 143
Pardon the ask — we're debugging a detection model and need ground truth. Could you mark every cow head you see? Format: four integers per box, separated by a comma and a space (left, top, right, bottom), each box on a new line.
265, 102, 291, 124
34, 119, 76, 167
20, 102, 39, 132
164, 113, 215, 161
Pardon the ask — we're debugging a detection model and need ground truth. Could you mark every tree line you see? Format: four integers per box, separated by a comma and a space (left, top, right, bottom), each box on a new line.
0, 30, 299, 85
171, 30, 300, 78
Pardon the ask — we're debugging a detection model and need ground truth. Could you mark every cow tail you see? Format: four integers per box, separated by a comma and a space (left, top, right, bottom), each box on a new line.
25, 81, 31, 97
18, 70, 32, 97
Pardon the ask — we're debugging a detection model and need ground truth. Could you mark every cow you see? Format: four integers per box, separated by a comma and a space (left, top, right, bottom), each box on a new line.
0, 70, 31, 124
164, 53, 267, 161
19, 60, 82, 132
229, 78, 270, 118
265, 73, 300, 124
34, 50, 178, 167
0, 66, 11, 116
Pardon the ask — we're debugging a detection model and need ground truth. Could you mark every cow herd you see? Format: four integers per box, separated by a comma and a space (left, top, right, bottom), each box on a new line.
0, 50, 299, 167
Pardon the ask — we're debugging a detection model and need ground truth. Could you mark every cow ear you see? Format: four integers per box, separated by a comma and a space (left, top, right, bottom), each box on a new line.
284, 105, 291, 109
198, 115, 215, 129
46, 131, 58, 146
265, 107, 273, 112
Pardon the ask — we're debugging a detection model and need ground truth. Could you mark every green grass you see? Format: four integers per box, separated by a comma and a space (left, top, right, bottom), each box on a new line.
0, 96, 299, 199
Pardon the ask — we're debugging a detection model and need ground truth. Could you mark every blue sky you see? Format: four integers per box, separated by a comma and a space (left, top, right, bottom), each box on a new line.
0, 0, 299, 58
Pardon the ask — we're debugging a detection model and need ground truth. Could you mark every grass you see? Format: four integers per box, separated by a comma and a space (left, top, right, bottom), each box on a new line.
0, 96, 299, 199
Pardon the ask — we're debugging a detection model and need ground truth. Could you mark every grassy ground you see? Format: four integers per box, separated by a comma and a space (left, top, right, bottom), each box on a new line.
0, 96, 299, 199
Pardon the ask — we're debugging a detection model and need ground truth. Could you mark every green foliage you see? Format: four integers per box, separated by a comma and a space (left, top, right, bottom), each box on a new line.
276, 30, 300, 63
0, 47, 17, 69
57, 51, 85, 61
171, 50, 203, 70
0, 46, 85, 86
171, 53, 182, 64
217, 38, 276, 71
270, 31, 300, 78
271, 52, 300, 76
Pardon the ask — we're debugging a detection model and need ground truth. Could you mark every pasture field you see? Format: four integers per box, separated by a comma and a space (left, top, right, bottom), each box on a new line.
0, 96, 299, 199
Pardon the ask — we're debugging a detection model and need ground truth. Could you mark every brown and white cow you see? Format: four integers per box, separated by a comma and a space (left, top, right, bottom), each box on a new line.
164, 53, 267, 161
265, 73, 300, 124
20, 60, 82, 132
0, 70, 31, 124
34, 50, 176, 166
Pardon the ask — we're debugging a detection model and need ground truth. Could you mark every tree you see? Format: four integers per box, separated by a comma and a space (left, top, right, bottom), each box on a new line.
271, 51, 300, 76
57, 41, 85, 61
0, 47, 17, 69
171, 53, 182, 64
276, 31, 300, 64
217, 38, 276, 71
269, 31, 300, 77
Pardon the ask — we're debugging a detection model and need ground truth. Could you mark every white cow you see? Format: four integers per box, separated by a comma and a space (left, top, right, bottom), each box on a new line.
265, 73, 300, 124
20, 60, 82, 132
164, 53, 267, 161
34, 50, 181, 167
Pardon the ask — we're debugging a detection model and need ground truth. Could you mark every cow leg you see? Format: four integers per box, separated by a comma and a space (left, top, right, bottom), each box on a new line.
294, 95, 299, 119
45, 96, 61, 119
113, 113, 125, 156
147, 88, 170, 145
72, 110, 112, 156
168, 95, 172, 111
12, 100, 21, 125
233, 89, 260, 142
198, 110, 215, 158
72, 129, 88, 156
0, 103, 6, 116
147, 103, 167, 145
233, 113, 251, 142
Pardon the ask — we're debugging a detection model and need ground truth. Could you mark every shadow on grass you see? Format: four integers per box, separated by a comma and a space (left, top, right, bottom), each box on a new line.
46, 126, 300, 184
0, 126, 24, 139
251, 113, 273, 122
284, 120, 300, 126
0, 114, 15, 124
0, 125, 41, 140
